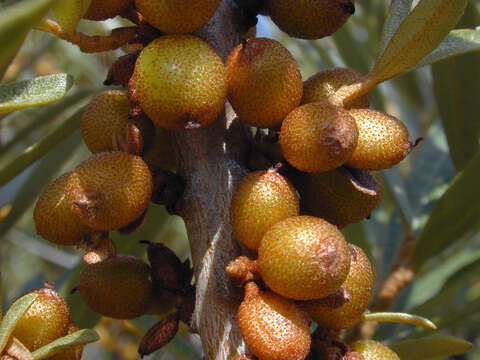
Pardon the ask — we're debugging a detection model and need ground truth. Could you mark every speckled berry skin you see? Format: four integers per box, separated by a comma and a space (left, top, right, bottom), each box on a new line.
280, 103, 358, 173
258, 216, 351, 300
12, 288, 71, 352
83, 0, 132, 20
34, 173, 93, 246
299, 244, 375, 329
237, 283, 311, 360
81, 90, 154, 155
265, 0, 355, 40
135, 0, 221, 34
79, 255, 153, 319
302, 68, 370, 109
351, 340, 400, 360
133, 35, 227, 130
226, 38, 303, 128
346, 109, 412, 170
297, 168, 382, 228
66, 151, 153, 231
230, 170, 299, 251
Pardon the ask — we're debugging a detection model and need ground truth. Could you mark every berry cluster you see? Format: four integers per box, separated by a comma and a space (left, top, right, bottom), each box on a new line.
32, 0, 417, 358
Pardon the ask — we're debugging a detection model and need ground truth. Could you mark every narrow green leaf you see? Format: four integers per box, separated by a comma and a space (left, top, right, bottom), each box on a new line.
381, 168, 414, 231
415, 29, 480, 69
0, 0, 58, 80
361, 312, 437, 330
430, 3, 480, 171
331, 22, 371, 74
0, 292, 38, 353
432, 51, 480, 171
32, 329, 99, 360
368, 0, 468, 86
406, 247, 480, 310
0, 74, 74, 114
0, 88, 92, 154
390, 335, 473, 360
0, 274, 3, 318
0, 106, 83, 187
377, 0, 413, 59
413, 152, 480, 270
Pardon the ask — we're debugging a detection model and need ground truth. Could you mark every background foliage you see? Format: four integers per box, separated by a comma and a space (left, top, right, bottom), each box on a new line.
0, 0, 479, 358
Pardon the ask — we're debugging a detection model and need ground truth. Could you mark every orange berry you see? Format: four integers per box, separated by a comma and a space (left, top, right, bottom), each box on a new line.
135, 0, 221, 34
230, 170, 299, 251
132, 35, 227, 130
12, 288, 70, 351
34, 173, 93, 246
81, 90, 154, 155
79, 255, 153, 319
265, 0, 355, 39
346, 109, 412, 170
351, 340, 400, 360
280, 103, 358, 172
66, 151, 153, 231
297, 167, 382, 228
237, 282, 311, 360
258, 216, 351, 300
226, 38, 303, 128
302, 68, 370, 109
299, 244, 375, 329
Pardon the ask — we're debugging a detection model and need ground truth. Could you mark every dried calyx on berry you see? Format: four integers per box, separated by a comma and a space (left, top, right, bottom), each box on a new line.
81, 90, 155, 156
299, 244, 375, 330
279, 103, 358, 173
295, 167, 382, 229
66, 151, 153, 231
34, 172, 95, 246
137, 241, 196, 357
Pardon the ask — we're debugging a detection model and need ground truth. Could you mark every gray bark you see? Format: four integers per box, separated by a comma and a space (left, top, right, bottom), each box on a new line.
173, 1, 249, 358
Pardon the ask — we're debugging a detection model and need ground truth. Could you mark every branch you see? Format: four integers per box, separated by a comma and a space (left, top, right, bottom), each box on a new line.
173, 1, 250, 358
35, 19, 137, 53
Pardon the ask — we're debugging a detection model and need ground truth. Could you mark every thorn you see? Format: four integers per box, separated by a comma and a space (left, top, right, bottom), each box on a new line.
70, 287, 78, 294
413, 137, 424, 147
340, 1, 355, 15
